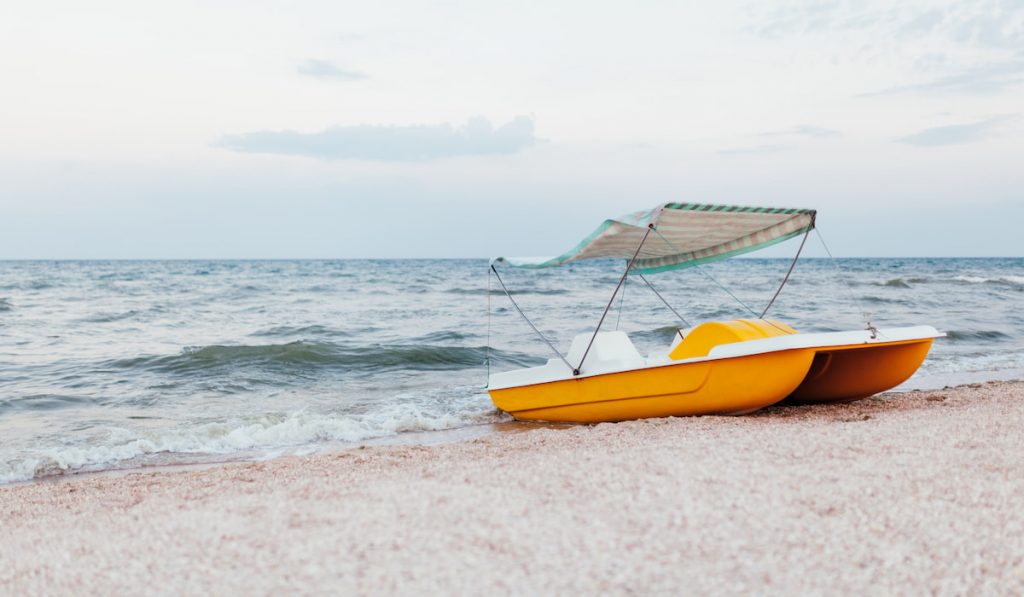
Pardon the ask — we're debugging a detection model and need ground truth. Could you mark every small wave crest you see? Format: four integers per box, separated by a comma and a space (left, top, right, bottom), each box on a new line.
0, 394, 96, 414
874, 278, 912, 288
0, 297, 12, 312
951, 275, 1024, 287
447, 287, 569, 296
944, 330, 1011, 342
249, 324, 352, 338
79, 309, 142, 323
859, 295, 912, 305
414, 330, 472, 343
108, 341, 540, 375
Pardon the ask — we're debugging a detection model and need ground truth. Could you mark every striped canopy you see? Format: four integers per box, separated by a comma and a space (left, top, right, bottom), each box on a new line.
493, 202, 816, 274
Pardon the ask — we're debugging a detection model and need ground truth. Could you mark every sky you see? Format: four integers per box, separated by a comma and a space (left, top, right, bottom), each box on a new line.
1, 0, 1022, 259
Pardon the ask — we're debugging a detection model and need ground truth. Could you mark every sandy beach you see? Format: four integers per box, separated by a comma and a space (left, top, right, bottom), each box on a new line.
2, 380, 1023, 595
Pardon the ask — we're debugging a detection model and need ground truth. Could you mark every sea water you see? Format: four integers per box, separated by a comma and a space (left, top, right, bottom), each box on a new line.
1, 258, 1022, 483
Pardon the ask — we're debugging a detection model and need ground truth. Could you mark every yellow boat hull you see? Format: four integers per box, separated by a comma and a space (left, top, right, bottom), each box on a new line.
786, 338, 934, 404
489, 347, 816, 423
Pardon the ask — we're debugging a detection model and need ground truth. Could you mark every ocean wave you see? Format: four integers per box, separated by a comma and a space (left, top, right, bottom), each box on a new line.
943, 330, 1011, 342
918, 351, 1024, 375
414, 330, 473, 343
249, 324, 352, 338
859, 295, 911, 305
0, 297, 12, 311
107, 341, 541, 374
951, 275, 1024, 286
447, 287, 569, 296
79, 309, 143, 323
874, 278, 912, 288
0, 394, 96, 413
0, 387, 505, 484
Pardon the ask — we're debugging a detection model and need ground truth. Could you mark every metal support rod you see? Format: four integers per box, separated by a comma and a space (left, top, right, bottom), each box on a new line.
575, 224, 654, 374
759, 217, 814, 319
490, 264, 576, 373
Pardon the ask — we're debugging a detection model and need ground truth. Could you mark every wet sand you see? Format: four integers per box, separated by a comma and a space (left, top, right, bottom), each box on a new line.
2, 381, 1023, 595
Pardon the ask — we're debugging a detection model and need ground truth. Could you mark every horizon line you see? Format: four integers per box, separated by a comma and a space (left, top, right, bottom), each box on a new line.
0, 256, 1021, 262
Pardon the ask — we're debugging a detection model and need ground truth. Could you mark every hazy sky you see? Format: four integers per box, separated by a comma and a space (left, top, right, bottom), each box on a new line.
1, 0, 1022, 259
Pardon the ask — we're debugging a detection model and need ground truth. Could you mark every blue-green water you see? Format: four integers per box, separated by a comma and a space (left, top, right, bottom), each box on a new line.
1, 258, 1022, 483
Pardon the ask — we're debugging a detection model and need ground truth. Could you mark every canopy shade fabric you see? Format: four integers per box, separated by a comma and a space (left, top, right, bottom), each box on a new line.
493, 202, 816, 274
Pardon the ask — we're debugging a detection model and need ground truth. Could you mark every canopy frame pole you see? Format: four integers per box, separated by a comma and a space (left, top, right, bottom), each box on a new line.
490, 264, 576, 373
575, 224, 654, 375
635, 272, 691, 332
759, 214, 815, 319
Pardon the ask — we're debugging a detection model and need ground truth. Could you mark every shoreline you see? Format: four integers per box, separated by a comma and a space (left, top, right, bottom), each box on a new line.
7, 370, 1022, 488
3, 379, 1023, 593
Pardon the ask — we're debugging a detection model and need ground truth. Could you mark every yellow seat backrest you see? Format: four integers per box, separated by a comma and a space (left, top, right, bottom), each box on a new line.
669, 319, 797, 360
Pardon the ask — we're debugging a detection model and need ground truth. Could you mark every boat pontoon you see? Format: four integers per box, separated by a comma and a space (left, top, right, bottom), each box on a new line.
486, 202, 941, 423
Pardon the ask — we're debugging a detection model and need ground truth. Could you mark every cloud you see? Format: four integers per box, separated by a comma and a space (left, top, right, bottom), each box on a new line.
296, 59, 367, 81
949, 6, 1024, 50
899, 8, 945, 34
219, 116, 537, 160
749, 2, 848, 38
719, 125, 837, 155
865, 59, 1024, 95
749, 2, 1024, 97
750, 1, 1022, 47
895, 115, 1015, 146
718, 144, 791, 155
759, 124, 841, 138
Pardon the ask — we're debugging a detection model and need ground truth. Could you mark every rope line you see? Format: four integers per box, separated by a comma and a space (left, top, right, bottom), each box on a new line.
485, 265, 492, 385
651, 227, 760, 318
614, 273, 627, 331
814, 226, 875, 332
759, 218, 814, 318
651, 226, 795, 336
635, 272, 691, 329
489, 264, 575, 373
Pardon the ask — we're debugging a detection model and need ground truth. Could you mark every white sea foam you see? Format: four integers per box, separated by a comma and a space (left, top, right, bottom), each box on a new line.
0, 388, 505, 484
951, 275, 1024, 285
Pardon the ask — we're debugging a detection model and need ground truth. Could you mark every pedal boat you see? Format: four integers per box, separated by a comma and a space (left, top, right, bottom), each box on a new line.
487, 202, 942, 423
489, 320, 940, 422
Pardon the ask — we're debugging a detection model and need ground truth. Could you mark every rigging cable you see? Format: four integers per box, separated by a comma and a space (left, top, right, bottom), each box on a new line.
489, 264, 576, 373
635, 272, 691, 330
760, 216, 814, 318
485, 265, 492, 383
814, 225, 877, 336
651, 226, 795, 336
614, 273, 627, 331
651, 227, 760, 318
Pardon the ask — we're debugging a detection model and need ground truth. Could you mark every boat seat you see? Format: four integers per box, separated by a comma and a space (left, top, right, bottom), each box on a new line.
565, 331, 645, 375
669, 319, 797, 360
